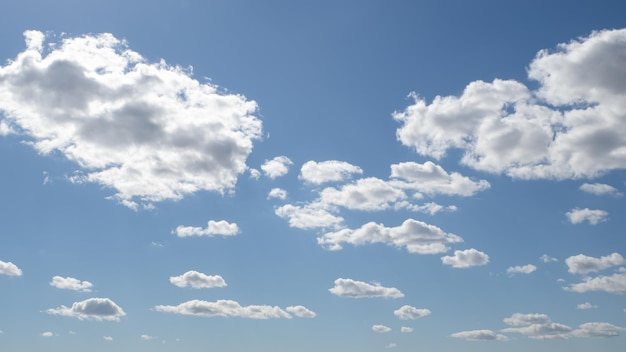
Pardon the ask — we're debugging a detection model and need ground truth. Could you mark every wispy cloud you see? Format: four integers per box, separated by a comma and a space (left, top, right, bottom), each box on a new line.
46, 298, 126, 321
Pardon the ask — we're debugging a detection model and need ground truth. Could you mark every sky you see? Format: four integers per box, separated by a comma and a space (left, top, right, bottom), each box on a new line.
1, 1, 626, 351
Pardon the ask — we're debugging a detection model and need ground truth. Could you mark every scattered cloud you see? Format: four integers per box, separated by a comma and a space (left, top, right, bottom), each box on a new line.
441, 249, 489, 268
154, 299, 292, 319
318, 218, 462, 254
507, 264, 537, 276
565, 273, 626, 294
502, 313, 571, 339
285, 305, 316, 318
41, 331, 54, 337
173, 220, 239, 237
329, 278, 404, 299
50, 276, 93, 292
0, 260, 22, 277
540, 254, 558, 263
394, 305, 431, 320
103, 336, 113, 341
566, 208, 608, 225
319, 177, 407, 211
275, 203, 344, 229
400, 327, 413, 333
577, 302, 598, 310
580, 183, 623, 197
46, 297, 126, 321
299, 160, 363, 184
372, 324, 392, 333
249, 168, 261, 180
267, 188, 287, 200
385, 343, 397, 348
450, 329, 508, 341
565, 253, 624, 274
140, 334, 154, 340
0, 30, 262, 207
572, 322, 623, 338
169, 271, 227, 289
261, 156, 292, 178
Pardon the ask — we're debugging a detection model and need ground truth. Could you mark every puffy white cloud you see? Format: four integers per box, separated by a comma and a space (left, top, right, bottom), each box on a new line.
565, 253, 624, 274
319, 177, 406, 211
0, 260, 22, 276
140, 334, 154, 340
450, 329, 508, 341
41, 331, 54, 337
267, 188, 287, 200
400, 327, 413, 333
372, 325, 392, 333
540, 254, 558, 263
46, 297, 126, 321
506, 264, 537, 275
50, 276, 93, 292
394, 29, 626, 180
389, 161, 490, 197
103, 336, 113, 341
441, 249, 489, 268
329, 278, 404, 299
577, 302, 597, 310
169, 271, 227, 289
394, 305, 431, 320
275, 203, 344, 229
173, 220, 239, 237
580, 183, 623, 197
299, 160, 363, 184
503, 313, 551, 326
565, 273, 626, 294
285, 305, 316, 318
261, 156, 292, 178
318, 218, 462, 254
154, 299, 292, 319
572, 322, 623, 338
0, 31, 262, 207
566, 208, 608, 225
502, 313, 571, 339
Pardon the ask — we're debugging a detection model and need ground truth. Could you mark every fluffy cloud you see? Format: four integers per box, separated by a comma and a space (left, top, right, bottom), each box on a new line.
329, 278, 404, 299
566, 208, 608, 225
400, 327, 413, 333
372, 325, 392, 333
540, 254, 558, 263
50, 276, 93, 292
173, 220, 239, 237
393, 305, 431, 320
319, 177, 406, 211
275, 203, 344, 229
450, 329, 508, 341
318, 219, 462, 254
0, 31, 262, 208
261, 156, 292, 178
502, 313, 571, 339
154, 299, 292, 319
572, 322, 624, 338
285, 305, 316, 318
503, 313, 551, 326
0, 260, 22, 276
46, 298, 126, 321
506, 264, 537, 275
580, 183, 623, 197
565, 253, 624, 274
565, 273, 626, 294
299, 160, 363, 184
267, 188, 287, 200
140, 334, 154, 340
577, 302, 597, 310
41, 331, 54, 337
169, 271, 227, 289
389, 161, 490, 197
394, 29, 626, 180
441, 249, 489, 268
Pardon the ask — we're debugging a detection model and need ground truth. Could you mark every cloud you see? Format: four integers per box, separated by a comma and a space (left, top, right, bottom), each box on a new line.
441, 249, 489, 268
450, 329, 508, 341
572, 322, 623, 338
285, 305, 317, 318
566, 208, 608, 225
580, 183, 623, 197
389, 161, 490, 197
154, 299, 292, 319
385, 343, 397, 348
506, 264, 537, 276
503, 313, 551, 326
394, 29, 626, 180
565, 253, 624, 274
540, 254, 558, 263
50, 276, 93, 292
329, 278, 404, 299
372, 325, 392, 333
577, 302, 597, 310
400, 327, 413, 333
46, 297, 126, 321
267, 188, 287, 200
103, 336, 113, 341
393, 305, 431, 320
275, 203, 344, 229
0, 31, 262, 208
565, 273, 626, 294
261, 156, 292, 178
41, 331, 54, 337
140, 334, 154, 340
0, 260, 22, 276
299, 160, 363, 184
502, 313, 573, 340
318, 218, 462, 254
169, 271, 227, 289
319, 177, 407, 211
173, 220, 239, 237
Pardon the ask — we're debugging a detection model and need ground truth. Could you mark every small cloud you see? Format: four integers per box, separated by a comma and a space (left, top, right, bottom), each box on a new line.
299, 160, 363, 184
154, 299, 292, 319
50, 276, 93, 292
565, 253, 624, 275
0, 260, 23, 277
385, 343, 397, 348
276, 203, 344, 230
580, 183, 623, 197
400, 327, 413, 333
261, 156, 293, 179
394, 305, 431, 320
169, 271, 227, 289
329, 278, 404, 299
572, 322, 624, 338
173, 220, 239, 237
441, 249, 489, 268
249, 168, 261, 180
285, 305, 316, 318
577, 302, 597, 310
565, 273, 626, 294
451, 329, 509, 341
267, 188, 287, 200
566, 208, 608, 225
46, 297, 126, 321
140, 334, 154, 340
372, 324, 392, 333
103, 336, 113, 341
151, 242, 164, 247
540, 254, 558, 263
43, 171, 50, 185
507, 264, 537, 276
41, 331, 54, 337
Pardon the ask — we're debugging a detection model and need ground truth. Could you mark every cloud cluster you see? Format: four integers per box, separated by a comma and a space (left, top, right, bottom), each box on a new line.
565, 253, 624, 274
501, 313, 623, 339
50, 276, 93, 292
46, 298, 126, 321
329, 278, 404, 299
0, 30, 262, 208
566, 208, 608, 225
0, 260, 22, 276
173, 220, 239, 237
441, 249, 489, 268
154, 299, 314, 319
169, 271, 227, 289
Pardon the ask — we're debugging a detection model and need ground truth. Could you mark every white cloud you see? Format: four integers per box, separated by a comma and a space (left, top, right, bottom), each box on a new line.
565, 253, 624, 274
285, 305, 316, 318
299, 160, 363, 184
154, 299, 292, 319
566, 208, 608, 225
441, 249, 489, 268
385, 343, 397, 348
507, 264, 537, 275
169, 271, 227, 289
394, 29, 626, 180
41, 331, 54, 337
319, 177, 406, 211
50, 276, 93, 292
572, 322, 623, 338
0, 260, 22, 276
46, 297, 126, 321
389, 161, 490, 197
577, 302, 597, 310
249, 168, 261, 180
103, 336, 113, 341
318, 218, 462, 254
450, 329, 508, 341
267, 188, 287, 200
261, 156, 292, 178
140, 334, 154, 340
372, 325, 392, 333
565, 273, 626, 294
0, 31, 262, 207
502, 323, 572, 340
540, 254, 558, 263
503, 313, 551, 326
400, 327, 413, 333
173, 220, 239, 237
580, 183, 623, 197
275, 203, 344, 229
329, 278, 404, 299
394, 305, 431, 320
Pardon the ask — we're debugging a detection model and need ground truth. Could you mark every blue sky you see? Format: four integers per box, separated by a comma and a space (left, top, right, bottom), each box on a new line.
1, 1, 626, 351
